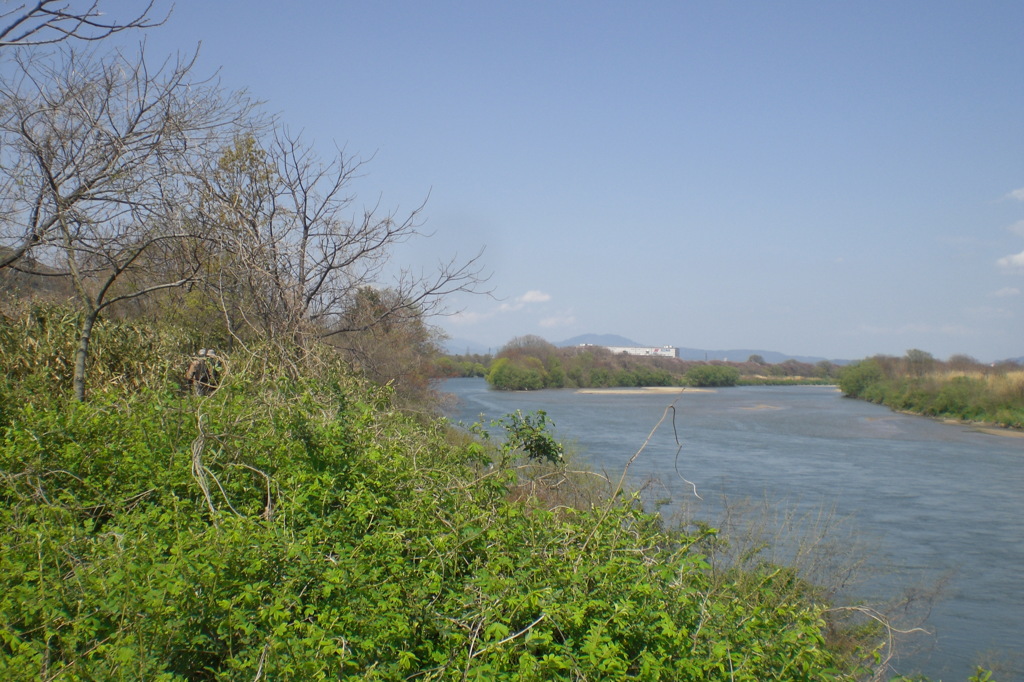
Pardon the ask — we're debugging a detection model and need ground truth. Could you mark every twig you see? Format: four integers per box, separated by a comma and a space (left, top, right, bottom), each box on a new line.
578, 391, 694, 561
824, 605, 930, 681
191, 413, 217, 522
468, 614, 547, 661
253, 642, 269, 681
668, 395, 702, 500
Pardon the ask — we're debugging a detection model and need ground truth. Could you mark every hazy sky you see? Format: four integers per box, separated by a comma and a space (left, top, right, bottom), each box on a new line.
126, 2, 1021, 360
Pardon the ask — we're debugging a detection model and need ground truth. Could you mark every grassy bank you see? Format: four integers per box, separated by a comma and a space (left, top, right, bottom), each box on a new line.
838, 353, 1024, 429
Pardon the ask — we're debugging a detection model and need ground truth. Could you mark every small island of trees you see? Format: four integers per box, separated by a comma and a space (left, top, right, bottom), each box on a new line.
436, 335, 840, 390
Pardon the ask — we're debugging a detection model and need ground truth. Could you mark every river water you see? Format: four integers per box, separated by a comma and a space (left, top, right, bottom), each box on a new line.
439, 379, 1024, 681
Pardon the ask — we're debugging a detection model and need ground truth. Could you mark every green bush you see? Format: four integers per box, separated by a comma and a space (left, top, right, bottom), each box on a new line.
495, 410, 564, 464
685, 364, 740, 387
486, 356, 546, 390
837, 359, 884, 398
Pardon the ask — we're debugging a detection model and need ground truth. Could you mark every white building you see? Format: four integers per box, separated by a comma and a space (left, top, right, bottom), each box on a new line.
580, 344, 679, 359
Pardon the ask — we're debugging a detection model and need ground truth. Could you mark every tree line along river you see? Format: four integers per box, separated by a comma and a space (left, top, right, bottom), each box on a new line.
440, 379, 1024, 681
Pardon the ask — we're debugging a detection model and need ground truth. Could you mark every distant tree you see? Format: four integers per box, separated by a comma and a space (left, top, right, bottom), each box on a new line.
905, 349, 935, 377
815, 360, 838, 379
768, 358, 816, 377
748, 354, 765, 365
0, 0, 166, 47
487, 356, 546, 391
327, 286, 444, 403
499, 335, 555, 355
946, 354, 981, 372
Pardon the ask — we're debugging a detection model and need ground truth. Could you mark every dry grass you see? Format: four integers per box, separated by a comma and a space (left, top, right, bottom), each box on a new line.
925, 369, 1024, 402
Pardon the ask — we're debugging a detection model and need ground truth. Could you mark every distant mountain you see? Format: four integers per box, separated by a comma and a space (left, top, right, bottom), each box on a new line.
674, 348, 840, 364
562, 336, 849, 365
442, 337, 493, 355
557, 333, 642, 348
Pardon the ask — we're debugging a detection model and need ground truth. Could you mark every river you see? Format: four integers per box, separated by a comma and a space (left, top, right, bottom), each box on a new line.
439, 379, 1024, 681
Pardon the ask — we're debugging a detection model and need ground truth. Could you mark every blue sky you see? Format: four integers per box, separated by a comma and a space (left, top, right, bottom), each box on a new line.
128, 2, 1021, 361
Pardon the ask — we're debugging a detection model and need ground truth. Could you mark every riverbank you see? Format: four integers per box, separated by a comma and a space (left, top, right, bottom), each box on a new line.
838, 359, 1024, 430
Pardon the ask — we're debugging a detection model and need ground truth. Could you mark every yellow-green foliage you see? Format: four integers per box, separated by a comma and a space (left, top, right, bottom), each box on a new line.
0, 301, 195, 414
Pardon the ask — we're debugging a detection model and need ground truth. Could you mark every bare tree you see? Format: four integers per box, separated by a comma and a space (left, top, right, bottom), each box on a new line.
192, 128, 487, 349
0, 46, 252, 400
0, 0, 165, 47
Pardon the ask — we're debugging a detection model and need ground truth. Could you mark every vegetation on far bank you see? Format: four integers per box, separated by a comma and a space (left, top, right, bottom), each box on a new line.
838, 350, 1024, 429
436, 336, 840, 390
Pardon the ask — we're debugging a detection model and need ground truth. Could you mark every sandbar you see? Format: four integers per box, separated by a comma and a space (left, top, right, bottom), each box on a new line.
575, 387, 712, 395
973, 427, 1024, 439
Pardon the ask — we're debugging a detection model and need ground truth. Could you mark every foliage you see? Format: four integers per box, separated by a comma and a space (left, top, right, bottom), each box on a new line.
486, 356, 547, 390
837, 359, 885, 398
0, 46, 252, 400
685, 364, 741, 387
1, 47, 482, 404
494, 410, 564, 465
325, 287, 445, 407
434, 353, 491, 378
738, 376, 835, 386
0, 306, 887, 680
838, 352, 1024, 429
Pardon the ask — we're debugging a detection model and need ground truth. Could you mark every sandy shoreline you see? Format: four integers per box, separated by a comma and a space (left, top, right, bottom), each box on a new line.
574, 386, 712, 395
970, 426, 1024, 439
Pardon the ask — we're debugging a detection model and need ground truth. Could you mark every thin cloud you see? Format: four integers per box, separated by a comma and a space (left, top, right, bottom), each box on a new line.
453, 289, 553, 322
540, 313, 576, 328
992, 287, 1021, 297
996, 250, 1024, 269
497, 290, 552, 313
449, 310, 495, 325
1007, 187, 1024, 201
520, 290, 552, 303
858, 323, 972, 336
1008, 220, 1024, 236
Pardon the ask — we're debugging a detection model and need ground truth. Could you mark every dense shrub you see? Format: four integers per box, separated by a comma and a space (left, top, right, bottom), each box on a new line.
685, 364, 740, 387
837, 359, 885, 398
838, 353, 1024, 429
487, 356, 546, 390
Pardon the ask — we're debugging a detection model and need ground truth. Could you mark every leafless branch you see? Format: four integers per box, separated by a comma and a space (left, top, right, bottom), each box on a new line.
0, 1, 167, 47
190, 126, 489, 353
